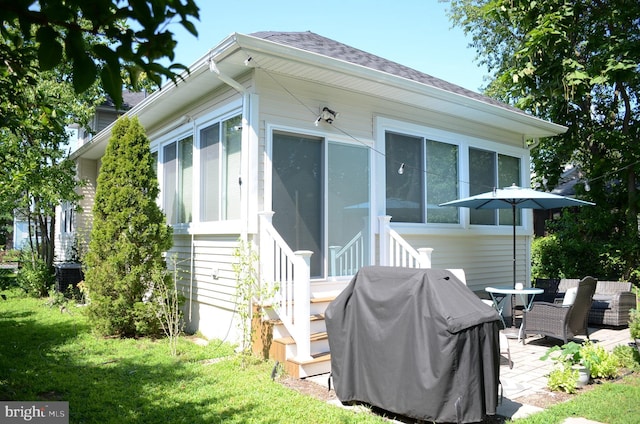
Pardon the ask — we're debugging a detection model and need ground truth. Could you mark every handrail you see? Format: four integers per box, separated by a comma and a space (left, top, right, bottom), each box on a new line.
329, 231, 364, 278
378, 216, 432, 268
258, 212, 313, 361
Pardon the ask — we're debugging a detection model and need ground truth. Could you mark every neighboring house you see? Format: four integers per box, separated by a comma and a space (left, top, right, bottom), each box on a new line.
64, 31, 566, 377
55, 91, 147, 262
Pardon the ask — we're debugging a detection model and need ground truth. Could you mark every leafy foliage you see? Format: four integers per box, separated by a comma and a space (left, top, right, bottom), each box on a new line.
630, 308, 640, 340
0, 0, 199, 108
448, 0, 640, 281
541, 340, 620, 392
15, 251, 54, 297
0, 67, 99, 269
83, 116, 172, 337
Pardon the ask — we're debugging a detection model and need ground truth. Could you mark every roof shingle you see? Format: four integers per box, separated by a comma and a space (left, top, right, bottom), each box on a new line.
249, 31, 520, 113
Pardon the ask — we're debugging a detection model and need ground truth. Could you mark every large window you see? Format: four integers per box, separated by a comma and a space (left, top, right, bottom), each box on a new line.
385, 132, 458, 223
469, 147, 521, 225
199, 114, 242, 222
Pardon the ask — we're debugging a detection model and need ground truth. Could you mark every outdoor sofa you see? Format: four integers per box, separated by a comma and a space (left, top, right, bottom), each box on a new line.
556, 278, 637, 327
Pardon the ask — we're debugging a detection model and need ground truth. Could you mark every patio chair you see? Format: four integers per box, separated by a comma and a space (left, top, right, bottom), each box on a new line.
523, 276, 597, 344
532, 278, 560, 303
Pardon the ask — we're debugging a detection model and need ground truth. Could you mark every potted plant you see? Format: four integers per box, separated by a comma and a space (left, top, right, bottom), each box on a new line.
541, 341, 591, 392
629, 308, 640, 352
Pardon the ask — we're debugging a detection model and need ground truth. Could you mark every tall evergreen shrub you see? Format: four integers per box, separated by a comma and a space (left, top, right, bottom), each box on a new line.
84, 116, 172, 336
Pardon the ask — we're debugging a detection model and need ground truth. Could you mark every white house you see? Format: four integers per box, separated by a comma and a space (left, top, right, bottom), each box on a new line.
63, 31, 566, 377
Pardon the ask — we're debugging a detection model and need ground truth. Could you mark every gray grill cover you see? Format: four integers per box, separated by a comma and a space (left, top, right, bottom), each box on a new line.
325, 266, 501, 423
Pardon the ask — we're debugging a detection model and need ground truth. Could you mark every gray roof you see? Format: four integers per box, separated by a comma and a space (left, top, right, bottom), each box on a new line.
250, 31, 521, 114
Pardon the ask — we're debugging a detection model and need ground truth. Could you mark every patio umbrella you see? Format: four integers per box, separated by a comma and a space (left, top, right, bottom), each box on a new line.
439, 184, 595, 288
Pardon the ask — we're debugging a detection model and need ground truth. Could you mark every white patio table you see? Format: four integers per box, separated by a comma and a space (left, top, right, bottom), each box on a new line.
485, 286, 543, 342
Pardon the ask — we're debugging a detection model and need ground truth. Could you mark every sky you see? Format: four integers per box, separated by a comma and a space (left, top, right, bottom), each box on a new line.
164, 0, 488, 92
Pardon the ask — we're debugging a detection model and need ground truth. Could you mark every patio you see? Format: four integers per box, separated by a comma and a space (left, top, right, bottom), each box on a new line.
497, 325, 633, 419
307, 325, 633, 421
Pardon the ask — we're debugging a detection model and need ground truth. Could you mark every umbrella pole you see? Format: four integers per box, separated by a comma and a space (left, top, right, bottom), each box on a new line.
512, 204, 516, 289
512, 204, 517, 329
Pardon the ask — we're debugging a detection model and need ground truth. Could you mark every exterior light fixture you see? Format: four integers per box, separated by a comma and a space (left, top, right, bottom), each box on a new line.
315, 107, 338, 126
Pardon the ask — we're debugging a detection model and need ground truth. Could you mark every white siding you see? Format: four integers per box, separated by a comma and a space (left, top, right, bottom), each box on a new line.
167, 234, 243, 342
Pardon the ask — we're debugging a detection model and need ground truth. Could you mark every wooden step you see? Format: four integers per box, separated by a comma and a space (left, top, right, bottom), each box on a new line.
284, 352, 331, 379
310, 296, 335, 304
274, 331, 328, 346
267, 313, 325, 327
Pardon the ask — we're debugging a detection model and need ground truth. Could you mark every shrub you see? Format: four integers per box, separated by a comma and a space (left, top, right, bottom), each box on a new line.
612, 344, 640, 372
629, 308, 640, 340
83, 117, 172, 337
547, 366, 578, 394
580, 341, 619, 379
16, 253, 54, 297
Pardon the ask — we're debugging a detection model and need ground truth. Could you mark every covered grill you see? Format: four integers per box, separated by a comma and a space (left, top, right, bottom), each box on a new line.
325, 266, 501, 423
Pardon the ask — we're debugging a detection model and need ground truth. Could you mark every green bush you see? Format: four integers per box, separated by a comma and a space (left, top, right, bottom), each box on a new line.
534, 207, 638, 282
84, 117, 172, 337
580, 341, 619, 379
612, 344, 640, 372
629, 308, 640, 340
547, 366, 579, 394
16, 254, 54, 297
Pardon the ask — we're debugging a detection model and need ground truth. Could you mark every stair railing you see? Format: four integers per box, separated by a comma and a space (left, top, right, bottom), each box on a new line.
258, 211, 313, 361
378, 215, 433, 268
328, 231, 364, 278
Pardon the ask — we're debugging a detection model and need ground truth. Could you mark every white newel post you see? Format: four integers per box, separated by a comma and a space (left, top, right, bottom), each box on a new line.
418, 248, 434, 268
258, 211, 275, 285
328, 245, 340, 280
293, 250, 313, 361
378, 216, 392, 266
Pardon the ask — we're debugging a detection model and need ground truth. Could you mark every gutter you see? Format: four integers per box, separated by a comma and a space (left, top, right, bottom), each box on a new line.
208, 42, 255, 244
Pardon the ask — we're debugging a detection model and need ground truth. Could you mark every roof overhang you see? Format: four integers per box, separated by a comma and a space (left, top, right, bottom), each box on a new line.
73, 32, 566, 161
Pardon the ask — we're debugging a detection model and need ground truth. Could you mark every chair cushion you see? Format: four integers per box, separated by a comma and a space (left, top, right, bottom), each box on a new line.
562, 287, 578, 306
591, 294, 614, 310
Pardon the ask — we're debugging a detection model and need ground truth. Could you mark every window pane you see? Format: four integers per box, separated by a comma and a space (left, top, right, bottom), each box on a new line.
498, 154, 521, 226
328, 143, 370, 277
201, 123, 220, 221
178, 136, 193, 223
223, 116, 242, 220
385, 132, 424, 222
163, 142, 177, 224
469, 148, 496, 225
426, 140, 458, 223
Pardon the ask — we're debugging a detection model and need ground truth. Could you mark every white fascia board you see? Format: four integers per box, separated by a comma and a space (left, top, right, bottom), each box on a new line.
233, 33, 567, 138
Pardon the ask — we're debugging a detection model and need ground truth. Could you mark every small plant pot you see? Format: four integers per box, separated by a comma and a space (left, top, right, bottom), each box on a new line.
572, 365, 590, 387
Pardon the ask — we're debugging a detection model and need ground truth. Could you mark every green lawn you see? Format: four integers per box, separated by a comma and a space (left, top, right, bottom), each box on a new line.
508, 372, 640, 424
0, 289, 386, 423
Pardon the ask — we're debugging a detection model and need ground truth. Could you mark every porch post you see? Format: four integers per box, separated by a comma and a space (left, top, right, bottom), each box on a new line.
418, 247, 434, 269
293, 250, 313, 361
378, 215, 392, 266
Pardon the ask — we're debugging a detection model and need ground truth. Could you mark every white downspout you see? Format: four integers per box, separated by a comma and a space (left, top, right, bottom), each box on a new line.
208, 59, 252, 242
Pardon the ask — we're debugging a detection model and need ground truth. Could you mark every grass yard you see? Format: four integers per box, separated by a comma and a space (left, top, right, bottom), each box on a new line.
0, 289, 387, 423
508, 372, 640, 424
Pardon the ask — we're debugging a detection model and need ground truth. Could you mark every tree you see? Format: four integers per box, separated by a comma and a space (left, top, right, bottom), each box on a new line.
448, 0, 640, 280
0, 0, 199, 109
84, 116, 172, 336
0, 69, 100, 271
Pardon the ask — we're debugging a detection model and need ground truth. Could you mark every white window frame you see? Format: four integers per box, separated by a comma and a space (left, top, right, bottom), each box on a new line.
375, 116, 530, 235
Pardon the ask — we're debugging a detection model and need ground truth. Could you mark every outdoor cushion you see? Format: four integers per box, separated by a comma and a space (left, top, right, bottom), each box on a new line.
562, 286, 578, 306
591, 294, 614, 310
